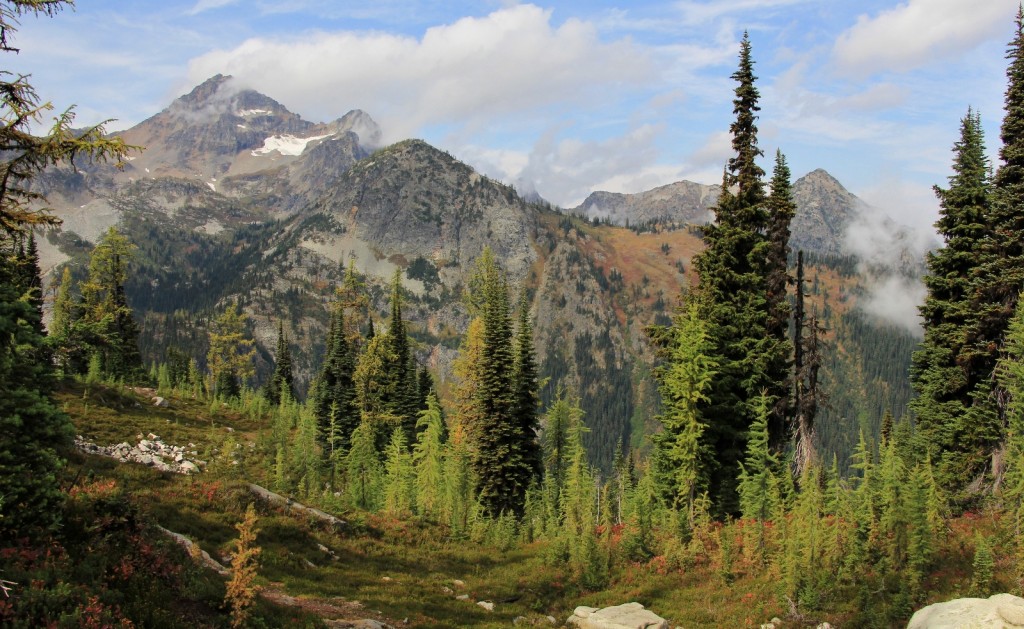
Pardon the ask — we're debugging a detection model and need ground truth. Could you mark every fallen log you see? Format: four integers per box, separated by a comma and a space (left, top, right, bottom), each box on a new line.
248, 484, 347, 530
156, 525, 230, 576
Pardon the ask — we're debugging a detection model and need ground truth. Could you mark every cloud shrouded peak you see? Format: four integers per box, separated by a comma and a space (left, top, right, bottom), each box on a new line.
186, 4, 653, 145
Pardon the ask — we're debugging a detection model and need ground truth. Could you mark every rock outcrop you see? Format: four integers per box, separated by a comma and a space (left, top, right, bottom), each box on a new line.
908, 593, 1024, 628
566, 602, 669, 629
75, 434, 205, 474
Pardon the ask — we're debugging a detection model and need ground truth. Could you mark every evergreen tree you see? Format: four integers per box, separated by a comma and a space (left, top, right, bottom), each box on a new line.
383, 269, 419, 443
290, 403, 322, 498
79, 226, 144, 381
346, 417, 383, 510
543, 388, 580, 512
512, 291, 542, 484
312, 305, 357, 453
468, 248, 528, 516
413, 393, 446, 517
353, 333, 400, 450
14, 231, 42, 331
383, 427, 415, 515
688, 32, 775, 513
451, 317, 485, 448
0, 1, 130, 537
795, 306, 826, 476
207, 301, 256, 399
956, 9, 1024, 498
738, 393, 780, 522
970, 533, 995, 597
652, 304, 717, 519
559, 404, 605, 588
266, 320, 294, 405
765, 150, 796, 447
997, 294, 1024, 585
0, 243, 73, 536
911, 108, 994, 490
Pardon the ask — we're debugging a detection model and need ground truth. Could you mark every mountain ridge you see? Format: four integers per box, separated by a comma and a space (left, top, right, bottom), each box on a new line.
33, 76, 917, 471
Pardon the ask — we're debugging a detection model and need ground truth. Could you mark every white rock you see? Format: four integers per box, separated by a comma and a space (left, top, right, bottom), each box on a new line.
816, 623, 834, 629
909, 593, 1024, 628
477, 601, 494, 612
566, 602, 669, 629
152, 397, 168, 407
138, 454, 153, 465
180, 461, 199, 474
456, 594, 469, 601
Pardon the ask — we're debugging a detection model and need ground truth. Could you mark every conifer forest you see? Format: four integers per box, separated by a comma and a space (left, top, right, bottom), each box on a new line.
9, 1, 1024, 627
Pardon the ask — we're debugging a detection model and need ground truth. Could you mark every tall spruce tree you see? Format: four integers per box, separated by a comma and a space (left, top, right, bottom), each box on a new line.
312, 305, 357, 453
474, 250, 520, 515
0, 240, 73, 536
266, 320, 294, 405
383, 270, 419, 444
512, 291, 542, 484
911, 108, 994, 490
951, 8, 1024, 498
765, 150, 796, 447
688, 32, 774, 513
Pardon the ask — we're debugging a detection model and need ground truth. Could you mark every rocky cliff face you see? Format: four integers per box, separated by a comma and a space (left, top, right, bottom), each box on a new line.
574, 180, 719, 227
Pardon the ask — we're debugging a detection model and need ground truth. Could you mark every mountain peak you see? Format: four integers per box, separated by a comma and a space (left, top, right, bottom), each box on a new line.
797, 168, 848, 192
168, 75, 292, 122
180, 74, 234, 104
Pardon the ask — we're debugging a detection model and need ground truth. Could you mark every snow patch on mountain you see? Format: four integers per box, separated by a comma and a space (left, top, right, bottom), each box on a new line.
252, 133, 332, 157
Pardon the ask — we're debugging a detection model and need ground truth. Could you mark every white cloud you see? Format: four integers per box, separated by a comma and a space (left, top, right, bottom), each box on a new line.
673, 0, 813, 26
858, 274, 926, 337
187, 0, 239, 15
833, 0, 1016, 76
186, 4, 653, 143
686, 130, 733, 170
856, 176, 941, 236
511, 122, 667, 207
843, 201, 934, 337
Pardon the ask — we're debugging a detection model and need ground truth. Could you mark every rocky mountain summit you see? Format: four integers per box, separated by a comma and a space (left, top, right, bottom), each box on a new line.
573, 167, 876, 255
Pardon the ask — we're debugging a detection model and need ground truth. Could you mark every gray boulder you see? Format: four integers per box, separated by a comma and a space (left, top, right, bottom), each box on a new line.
566, 602, 669, 629
909, 593, 1024, 628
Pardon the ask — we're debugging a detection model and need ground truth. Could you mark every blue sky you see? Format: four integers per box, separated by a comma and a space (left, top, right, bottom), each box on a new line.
8, 0, 1020, 231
